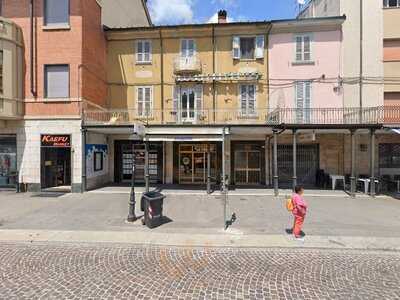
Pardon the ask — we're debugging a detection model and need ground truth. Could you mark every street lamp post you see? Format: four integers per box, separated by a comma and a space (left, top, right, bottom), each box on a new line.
127, 123, 145, 223
127, 142, 137, 222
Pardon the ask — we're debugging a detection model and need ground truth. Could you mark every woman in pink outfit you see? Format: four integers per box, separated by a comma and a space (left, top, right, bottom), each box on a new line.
292, 185, 308, 239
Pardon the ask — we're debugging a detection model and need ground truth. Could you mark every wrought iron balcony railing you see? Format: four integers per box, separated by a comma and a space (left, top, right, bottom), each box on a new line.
83, 106, 400, 127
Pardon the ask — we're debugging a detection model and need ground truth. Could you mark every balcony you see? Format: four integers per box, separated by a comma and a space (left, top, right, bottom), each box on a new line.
83, 107, 400, 127
0, 98, 24, 120
173, 56, 202, 75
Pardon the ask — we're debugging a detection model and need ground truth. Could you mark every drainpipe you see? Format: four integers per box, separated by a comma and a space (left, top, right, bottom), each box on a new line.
359, 0, 363, 122
30, 0, 36, 96
212, 24, 216, 123
159, 29, 164, 123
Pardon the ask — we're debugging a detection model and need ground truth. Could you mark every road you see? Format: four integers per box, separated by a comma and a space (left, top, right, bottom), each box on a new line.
0, 242, 399, 299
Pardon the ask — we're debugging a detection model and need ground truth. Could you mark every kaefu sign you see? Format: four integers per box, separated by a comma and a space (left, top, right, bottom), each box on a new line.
41, 135, 71, 147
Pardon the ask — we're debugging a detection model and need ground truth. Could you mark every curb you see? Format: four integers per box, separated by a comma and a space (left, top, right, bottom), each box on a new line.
0, 229, 399, 251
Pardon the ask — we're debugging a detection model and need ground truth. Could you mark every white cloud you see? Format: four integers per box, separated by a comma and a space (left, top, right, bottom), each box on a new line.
211, 0, 238, 8
148, 0, 195, 25
207, 12, 234, 24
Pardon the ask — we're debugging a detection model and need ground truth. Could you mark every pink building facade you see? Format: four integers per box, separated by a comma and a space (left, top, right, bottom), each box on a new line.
269, 23, 343, 111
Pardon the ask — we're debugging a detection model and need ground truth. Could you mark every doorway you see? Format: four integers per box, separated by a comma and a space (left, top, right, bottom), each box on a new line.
232, 142, 265, 186
178, 144, 217, 184
40, 134, 72, 190
41, 147, 71, 189
180, 87, 196, 123
277, 144, 319, 187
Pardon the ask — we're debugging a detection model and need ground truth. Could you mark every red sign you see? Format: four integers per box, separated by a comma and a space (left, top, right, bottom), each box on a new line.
41, 135, 71, 147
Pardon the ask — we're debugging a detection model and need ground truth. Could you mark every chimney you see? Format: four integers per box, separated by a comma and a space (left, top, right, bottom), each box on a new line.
218, 10, 227, 24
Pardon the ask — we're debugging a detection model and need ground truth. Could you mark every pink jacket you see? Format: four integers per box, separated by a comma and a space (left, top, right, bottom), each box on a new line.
292, 193, 308, 217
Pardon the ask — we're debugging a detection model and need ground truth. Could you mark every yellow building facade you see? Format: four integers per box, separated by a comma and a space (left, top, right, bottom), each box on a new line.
98, 22, 272, 186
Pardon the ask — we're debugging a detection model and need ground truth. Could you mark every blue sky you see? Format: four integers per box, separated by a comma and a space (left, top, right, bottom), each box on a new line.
147, 0, 305, 25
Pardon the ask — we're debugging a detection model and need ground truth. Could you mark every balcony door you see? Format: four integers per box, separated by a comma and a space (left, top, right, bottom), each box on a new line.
181, 88, 196, 123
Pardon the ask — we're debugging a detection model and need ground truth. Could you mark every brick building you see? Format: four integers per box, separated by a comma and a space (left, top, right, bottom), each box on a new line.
0, 0, 150, 192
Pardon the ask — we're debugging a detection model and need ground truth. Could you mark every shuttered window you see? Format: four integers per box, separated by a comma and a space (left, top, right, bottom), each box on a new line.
240, 84, 256, 115
45, 65, 69, 99
295, 34, 312, 62
295, 82, 311, 123
137, 86, 153, 117
232, 36, 264, 60
136, 40, 152, 63
44, 0, 69, 27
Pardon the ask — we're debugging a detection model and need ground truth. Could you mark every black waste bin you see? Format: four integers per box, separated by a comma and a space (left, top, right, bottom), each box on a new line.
142, 191, 165, 229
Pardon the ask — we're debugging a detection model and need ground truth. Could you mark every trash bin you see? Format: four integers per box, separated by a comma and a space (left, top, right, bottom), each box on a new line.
141, 191, 165, 229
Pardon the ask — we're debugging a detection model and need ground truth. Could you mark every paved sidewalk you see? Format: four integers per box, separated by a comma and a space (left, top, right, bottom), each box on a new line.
1, 190, 400, 251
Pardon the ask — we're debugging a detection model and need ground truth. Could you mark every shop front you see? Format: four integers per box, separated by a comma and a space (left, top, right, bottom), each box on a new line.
40, 134, 72, 190
0, 135, 17, 187
231, 141, 265, 186
173, 142, 222, 185
114, 140, 163, 184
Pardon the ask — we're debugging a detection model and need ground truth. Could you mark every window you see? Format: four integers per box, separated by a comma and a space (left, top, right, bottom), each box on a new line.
94, 152, 103, 172
295, 34, 312, 62
44, 0, 69, 27
380, 144, 400, 168
137, 86, 153, 117
136, 40, 152, 63
44, 65, 69, 99
240, 85, 256, 116
0, 50, 3, 94
232, 36, 264, 60
181, 39, 196, 57
295, 81, 311, 122
384, 0, 400, 7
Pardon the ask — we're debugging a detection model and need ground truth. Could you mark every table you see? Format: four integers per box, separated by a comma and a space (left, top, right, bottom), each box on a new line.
331, 175, 345, 190
357, 178, 379, 194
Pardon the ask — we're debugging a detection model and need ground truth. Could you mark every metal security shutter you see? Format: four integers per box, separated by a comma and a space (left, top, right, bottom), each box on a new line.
44, 0, 69, 26
45, 65, 69, 98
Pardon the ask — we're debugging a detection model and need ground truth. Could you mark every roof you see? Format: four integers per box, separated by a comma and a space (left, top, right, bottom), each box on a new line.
104, 15, 345, 34
141, 0, 153, 26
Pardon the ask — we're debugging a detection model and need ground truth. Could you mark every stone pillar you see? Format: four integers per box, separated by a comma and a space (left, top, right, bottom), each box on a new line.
350, 129, 357, 198
370, 129, 376, 197
273, 129, 279, 196
292, 129, 297, 191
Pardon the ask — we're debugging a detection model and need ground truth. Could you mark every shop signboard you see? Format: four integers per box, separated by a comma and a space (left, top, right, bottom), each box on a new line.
41, 135, 71, 147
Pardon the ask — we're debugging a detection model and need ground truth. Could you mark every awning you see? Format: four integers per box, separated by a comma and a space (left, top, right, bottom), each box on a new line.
147, 134, 224, 142
176, 72, 262, 83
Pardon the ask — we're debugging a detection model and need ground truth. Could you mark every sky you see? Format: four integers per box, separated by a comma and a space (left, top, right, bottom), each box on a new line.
147, 0, 306, 25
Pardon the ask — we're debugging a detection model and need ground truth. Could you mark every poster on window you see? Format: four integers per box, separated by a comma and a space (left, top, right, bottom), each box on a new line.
86, 144, 108, 178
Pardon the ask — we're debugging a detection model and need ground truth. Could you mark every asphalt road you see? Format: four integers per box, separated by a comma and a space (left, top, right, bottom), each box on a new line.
0, 242, 399, 300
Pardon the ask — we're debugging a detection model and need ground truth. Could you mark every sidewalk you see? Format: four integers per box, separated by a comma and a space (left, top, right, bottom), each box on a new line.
0, 190, 400, 250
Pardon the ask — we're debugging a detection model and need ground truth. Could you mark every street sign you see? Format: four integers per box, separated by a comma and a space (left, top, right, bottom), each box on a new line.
133, 123, 146, 137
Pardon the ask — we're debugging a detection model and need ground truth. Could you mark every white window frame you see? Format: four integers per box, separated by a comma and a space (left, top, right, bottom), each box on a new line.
180, 39, 196, 58
136, 40, 152, 64
239, 84, 257, 116
136, 86, 153, 117
294, 33, 313, 63
295, 81, 312, 123
232, 36, 265, 60
383, 0, 400, 8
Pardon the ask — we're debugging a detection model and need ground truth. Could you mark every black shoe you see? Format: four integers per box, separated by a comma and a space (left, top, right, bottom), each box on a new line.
285, 228, 293, 235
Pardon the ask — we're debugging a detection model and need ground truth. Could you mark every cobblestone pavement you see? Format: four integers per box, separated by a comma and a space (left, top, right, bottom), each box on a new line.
1, 243, 400, 300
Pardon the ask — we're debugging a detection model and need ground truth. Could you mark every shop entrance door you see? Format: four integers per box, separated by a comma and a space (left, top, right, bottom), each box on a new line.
41, 147, 71, 189
234, 150, 261, 185
277, 144, 319, 187
179, 144, 216, 184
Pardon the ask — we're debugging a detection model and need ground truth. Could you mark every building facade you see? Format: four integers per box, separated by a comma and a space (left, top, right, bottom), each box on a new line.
0, 17, 24, 187
2, 0, 108, 192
